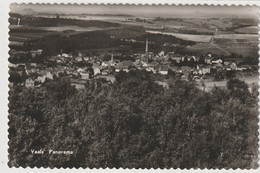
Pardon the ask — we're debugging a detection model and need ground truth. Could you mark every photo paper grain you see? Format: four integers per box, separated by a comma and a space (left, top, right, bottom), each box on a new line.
8, 3, 260, 169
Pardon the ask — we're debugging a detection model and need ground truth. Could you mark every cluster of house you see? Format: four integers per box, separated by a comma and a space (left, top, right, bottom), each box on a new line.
11, 49, 249, 90
9, 38, 252, 90
11, 49, 43, 57
23, 64, 54, 88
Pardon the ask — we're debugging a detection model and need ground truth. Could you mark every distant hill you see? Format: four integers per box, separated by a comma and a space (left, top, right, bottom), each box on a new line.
81, 13, 134, 17
11, 8, 36, 15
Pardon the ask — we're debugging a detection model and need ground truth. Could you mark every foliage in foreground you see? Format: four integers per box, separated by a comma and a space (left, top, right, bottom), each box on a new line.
8, 71, 259, 168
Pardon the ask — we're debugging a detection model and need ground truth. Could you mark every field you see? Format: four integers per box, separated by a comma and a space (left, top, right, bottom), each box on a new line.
202, 74, 259, 91
146, 30, 212, 42
235, 26, 258, 34
146, 31, 258, 43
146, 30, 259, 57
186, 43, 258, 57
9, 13, 259, 58
9, 19, 195, 56
38, 26, 115, 32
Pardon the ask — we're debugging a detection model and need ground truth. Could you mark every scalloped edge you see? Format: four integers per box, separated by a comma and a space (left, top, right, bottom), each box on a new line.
7, 2, 260, 170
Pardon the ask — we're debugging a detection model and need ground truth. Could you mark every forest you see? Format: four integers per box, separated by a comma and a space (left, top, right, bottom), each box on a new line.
8, 70, 259, 168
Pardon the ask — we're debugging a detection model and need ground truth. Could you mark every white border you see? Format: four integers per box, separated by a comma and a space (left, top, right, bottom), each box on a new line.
0, 0, 259, 172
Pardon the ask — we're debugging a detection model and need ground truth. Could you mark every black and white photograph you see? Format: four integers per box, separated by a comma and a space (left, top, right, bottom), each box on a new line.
6, 3, 260, 169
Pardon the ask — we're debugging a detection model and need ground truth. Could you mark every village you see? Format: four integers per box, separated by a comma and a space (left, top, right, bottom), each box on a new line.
9, 38, 255, 91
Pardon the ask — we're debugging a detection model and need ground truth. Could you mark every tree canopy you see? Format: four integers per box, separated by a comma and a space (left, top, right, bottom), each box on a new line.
8, 72, 259, 168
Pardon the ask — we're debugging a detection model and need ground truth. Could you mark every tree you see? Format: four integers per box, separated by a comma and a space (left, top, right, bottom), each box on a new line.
214, 70, 224, 81
225, 70, 236, 79
242, 56, 258, 65
209, 98, 258, 168
227, 78, 250, 103
44, 78, 77, 102
8, 70, 258, 168
9, 71, 23, 83
87, 67, 94, 79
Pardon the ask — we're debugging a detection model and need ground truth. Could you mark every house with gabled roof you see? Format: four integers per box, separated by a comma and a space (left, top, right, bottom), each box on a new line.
147, 61, 159, 73
25, 78, 35, 88
205, 58, 212, 64
93, 65, 101, 76
71, 79, 87, 90
116, 60, 134, 72
158, 65, 169, 75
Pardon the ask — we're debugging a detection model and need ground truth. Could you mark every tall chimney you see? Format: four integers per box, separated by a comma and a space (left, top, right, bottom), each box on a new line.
17, 18, 21, 26
145, 38, 148, 54
111, 53, 114, 62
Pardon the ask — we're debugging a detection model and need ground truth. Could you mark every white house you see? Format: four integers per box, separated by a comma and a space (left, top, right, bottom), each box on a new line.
61, 53, 69, 58
202, 68, 210, 74
25, 78, 34, 88
159, 65, 169, 75
101, 61, 110, 68
46, 72, 54, 80
80, 72, 89, 80
30, 49, 43, 58
205, 57, 213, 64
35, 75, 46, 83
93, 66, 101, 76
141, 61, 148, 68
212, 59, 223, 64
230, 62, 237, 71
172, 56, 182, 63
71, 79, 86, 90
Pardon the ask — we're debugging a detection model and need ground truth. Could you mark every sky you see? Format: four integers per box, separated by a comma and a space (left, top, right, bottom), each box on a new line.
10, 3, 259, 19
